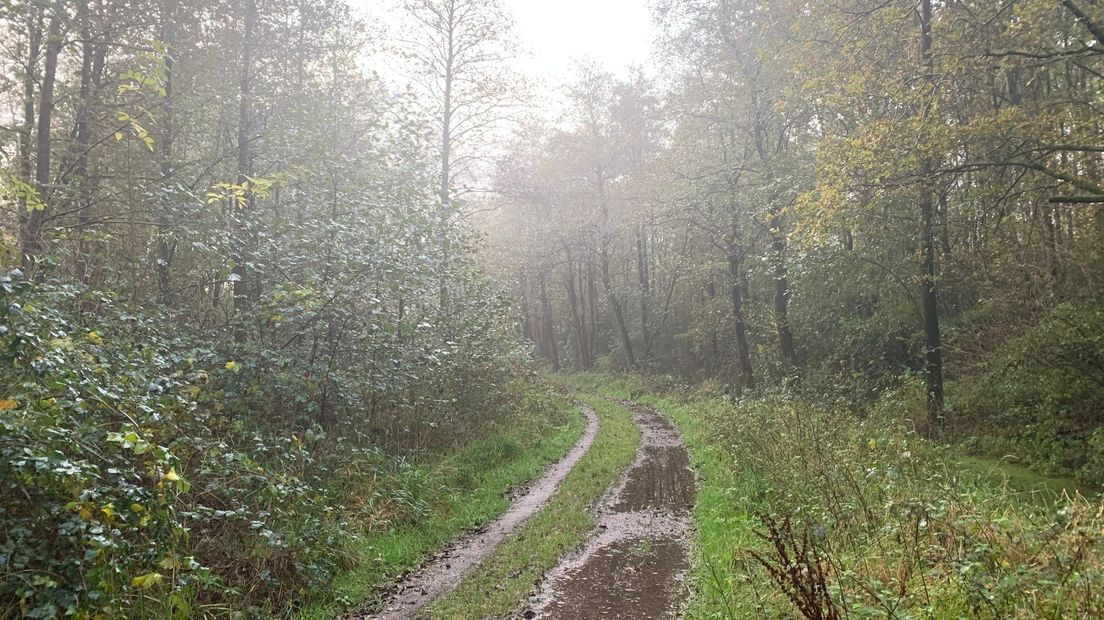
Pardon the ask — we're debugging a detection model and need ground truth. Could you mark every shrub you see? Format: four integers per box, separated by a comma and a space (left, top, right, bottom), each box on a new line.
0, 269, 530, 618
955, 302, 1104, 484
669, 385, 1104, 619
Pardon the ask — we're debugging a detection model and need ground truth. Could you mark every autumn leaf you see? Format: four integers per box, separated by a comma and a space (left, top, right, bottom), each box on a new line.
130, 572, 164, 589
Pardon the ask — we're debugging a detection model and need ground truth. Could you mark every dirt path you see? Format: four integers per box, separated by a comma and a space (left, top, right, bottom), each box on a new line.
526, 401, 697, 619
354, 405, 600, 620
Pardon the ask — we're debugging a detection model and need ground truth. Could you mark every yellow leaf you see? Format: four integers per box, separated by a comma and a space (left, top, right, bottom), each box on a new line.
130, 572, 164, 589
867, 439, 877, 451
130, 503, 144, 513
100, 505, 114, 519
224, 360, 241, 373
49, 337, 74, 351
158, 555, 182, 570
163, 468, 181, 482
115, 131, 124, 141
0, 399, 18, 411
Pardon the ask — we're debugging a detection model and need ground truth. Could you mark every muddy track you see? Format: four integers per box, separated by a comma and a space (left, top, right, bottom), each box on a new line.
353, 405, 600, 620
526, 400, 697, 620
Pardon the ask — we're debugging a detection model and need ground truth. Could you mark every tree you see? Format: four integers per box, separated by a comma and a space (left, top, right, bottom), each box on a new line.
399, 0, 517, 203
20, 0, 66, 266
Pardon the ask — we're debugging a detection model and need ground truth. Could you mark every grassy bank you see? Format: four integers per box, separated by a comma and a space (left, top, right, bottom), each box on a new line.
569, 374, 1104, 620
297, 393, 583, 619
426, 395, 639, 619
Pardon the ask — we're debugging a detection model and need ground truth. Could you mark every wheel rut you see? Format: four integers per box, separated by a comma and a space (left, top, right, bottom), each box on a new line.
525, 400, 697, 619
353, 405, 599, 620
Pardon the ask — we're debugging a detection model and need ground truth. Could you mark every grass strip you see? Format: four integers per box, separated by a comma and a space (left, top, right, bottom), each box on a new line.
954, 455, 1091, 499
297, 396, 584, 619
426, 395, 639, 619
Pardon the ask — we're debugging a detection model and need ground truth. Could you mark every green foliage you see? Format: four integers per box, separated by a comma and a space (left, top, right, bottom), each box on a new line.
955, 302, 1104, 485
583, 375, 1104, 620
0, 269, 548, 618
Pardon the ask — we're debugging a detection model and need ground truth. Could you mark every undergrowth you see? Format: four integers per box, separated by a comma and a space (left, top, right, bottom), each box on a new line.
952, 302, 1104, 486
574, 374, 1104, 620
297, 395, 582, 619
0, 275, 570, 619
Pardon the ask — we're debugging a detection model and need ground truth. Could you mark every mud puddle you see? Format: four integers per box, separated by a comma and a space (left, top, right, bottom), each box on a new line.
528, 402, 697, 619
353, 405, 600, 620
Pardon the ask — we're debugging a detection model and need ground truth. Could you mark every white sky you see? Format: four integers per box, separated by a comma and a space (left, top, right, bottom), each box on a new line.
356, 0, 657, 94
508, 0, 656, 82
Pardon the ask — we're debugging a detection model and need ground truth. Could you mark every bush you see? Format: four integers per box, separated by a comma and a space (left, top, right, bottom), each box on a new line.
737, 392, 1100, 617
954, 302, 1104, 485
0, 269, 531, 618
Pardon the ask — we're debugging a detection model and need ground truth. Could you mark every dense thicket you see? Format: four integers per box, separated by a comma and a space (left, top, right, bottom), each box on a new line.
0, 0, 530, 616
490, 0, 1104, 483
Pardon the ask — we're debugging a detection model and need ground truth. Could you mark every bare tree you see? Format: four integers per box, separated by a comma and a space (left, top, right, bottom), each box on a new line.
399, 0, 517, 207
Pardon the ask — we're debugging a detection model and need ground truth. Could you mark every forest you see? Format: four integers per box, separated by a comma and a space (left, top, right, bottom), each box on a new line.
0, 0, 1102, 618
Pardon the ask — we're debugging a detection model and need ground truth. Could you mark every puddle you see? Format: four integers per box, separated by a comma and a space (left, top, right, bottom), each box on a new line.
530, 402, 697, 619
537, 537, 689, 619
613, 445, 695, 513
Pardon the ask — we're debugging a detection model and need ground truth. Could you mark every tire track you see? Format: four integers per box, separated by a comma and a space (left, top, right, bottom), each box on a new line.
354, 405, 600, 620
526, 400, 697, 619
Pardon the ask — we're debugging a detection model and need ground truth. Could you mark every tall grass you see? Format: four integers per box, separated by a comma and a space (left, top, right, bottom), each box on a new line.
575, 374, 1104, 619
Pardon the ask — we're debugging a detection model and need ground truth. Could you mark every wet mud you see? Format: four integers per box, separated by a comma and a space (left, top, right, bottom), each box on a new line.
529, 402, 697, 620
355, 405, 600, 620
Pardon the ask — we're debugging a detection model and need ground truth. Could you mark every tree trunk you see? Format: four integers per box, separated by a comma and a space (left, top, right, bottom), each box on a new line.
21, 3, 63, 266
586, 256, 600, 363
601, 249, 636, 369
564, 255, 589, 370
636, 224, 651, 362
73, 3, 104, 282
435, 2, 456, 312
769, 213, 797, 373
156, 1, 176, 304
232, 0, 256, 328
539, 276, 560, 371
918, 0, 945, 426
728, 252, 755, 391
19, 6, 43, 231
595, 169, 635, 369
919, 182, 945, 419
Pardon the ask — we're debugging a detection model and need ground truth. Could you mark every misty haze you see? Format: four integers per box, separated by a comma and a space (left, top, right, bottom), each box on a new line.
1, 1, 1103, 618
